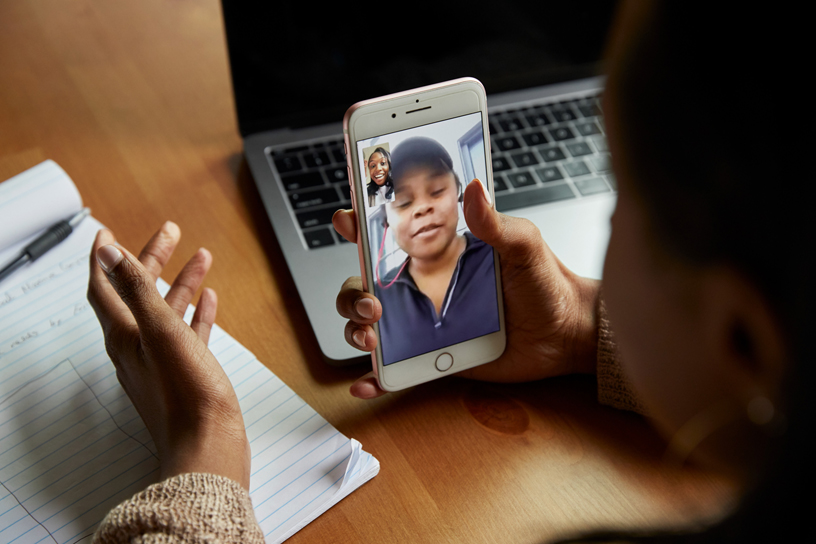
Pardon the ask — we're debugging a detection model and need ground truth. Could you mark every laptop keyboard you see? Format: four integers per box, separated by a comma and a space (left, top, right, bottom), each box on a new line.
265, 91, 612, 250
489, 93, 615, 213
267, 142, 351, 249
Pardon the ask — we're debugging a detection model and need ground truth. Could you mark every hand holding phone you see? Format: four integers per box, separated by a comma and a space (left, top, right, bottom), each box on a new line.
337, 78, 602, 396
334, 176, 602, 398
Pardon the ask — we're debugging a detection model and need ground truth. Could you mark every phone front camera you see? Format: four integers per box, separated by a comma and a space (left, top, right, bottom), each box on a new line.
391, 113, 396, 118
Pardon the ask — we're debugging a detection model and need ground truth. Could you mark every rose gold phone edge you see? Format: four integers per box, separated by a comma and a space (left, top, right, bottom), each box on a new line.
343, 77, 506, 391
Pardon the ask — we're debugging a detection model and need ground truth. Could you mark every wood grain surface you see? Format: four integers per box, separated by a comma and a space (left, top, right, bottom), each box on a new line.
0, 1, 736, 542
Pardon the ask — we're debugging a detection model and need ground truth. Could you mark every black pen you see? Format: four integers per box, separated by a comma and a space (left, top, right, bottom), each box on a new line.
0, 208, 91, 283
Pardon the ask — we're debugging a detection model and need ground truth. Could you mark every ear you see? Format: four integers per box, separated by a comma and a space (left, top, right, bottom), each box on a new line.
702, 267, 788, 409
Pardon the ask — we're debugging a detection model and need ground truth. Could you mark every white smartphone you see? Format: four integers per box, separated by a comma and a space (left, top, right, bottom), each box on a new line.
343, 77, 506, 391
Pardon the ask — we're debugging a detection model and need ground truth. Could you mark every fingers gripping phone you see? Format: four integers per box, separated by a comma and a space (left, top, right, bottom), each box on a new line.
343, 77, 506, 391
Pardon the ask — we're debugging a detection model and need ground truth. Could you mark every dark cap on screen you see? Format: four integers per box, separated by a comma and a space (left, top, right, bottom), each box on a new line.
390, 137, 455, 187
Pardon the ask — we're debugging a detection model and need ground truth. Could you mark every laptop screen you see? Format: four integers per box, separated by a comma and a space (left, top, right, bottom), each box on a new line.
221, 1, 617, 137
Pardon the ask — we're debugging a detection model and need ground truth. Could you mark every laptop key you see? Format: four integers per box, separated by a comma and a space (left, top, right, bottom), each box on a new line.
495, 183, 575, 212
574, 177, 610, 196
280, 145, 309, 154
289, 187, 340, 210
551, 107, 577, 123
522, 131, 548, 147
303, 228, 335, 249
281, 171, 324, 191
538, 146, 566, 163
492, 156, 512, 172
563, 160, 591, 178
507, 171, 537, 188
577, 101, 601, 118
525, 112, 551, 127
330, 147, 346, 164
536, 166, 564, 183
549, 126, 576, 142
592, 137, 609, 152
274, 155, 304, 174
588, 153, 612, 173
325, 166, 348, 183
493, 176, 509, 192
303, 151, 331, 168
606, 174, 618, 190
575, 121, 602, 137
296, 207, 336, 229
339, 183, 351, 201
510, 152, 539, 168
495, 135, 522, 152
565, 142, 593, 157
498, 117, 524, 132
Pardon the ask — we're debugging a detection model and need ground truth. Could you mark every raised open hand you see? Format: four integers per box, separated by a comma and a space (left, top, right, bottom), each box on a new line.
86, 222, 250, 488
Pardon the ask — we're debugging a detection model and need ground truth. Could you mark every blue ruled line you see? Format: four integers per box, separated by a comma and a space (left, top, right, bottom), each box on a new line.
265, 452, 350, 532
255, 438, 346, 513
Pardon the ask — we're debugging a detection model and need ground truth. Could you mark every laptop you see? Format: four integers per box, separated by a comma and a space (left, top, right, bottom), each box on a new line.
221, 1, 619, 364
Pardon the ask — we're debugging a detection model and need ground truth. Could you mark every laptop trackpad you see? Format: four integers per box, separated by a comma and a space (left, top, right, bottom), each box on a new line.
510, 194, 616, 280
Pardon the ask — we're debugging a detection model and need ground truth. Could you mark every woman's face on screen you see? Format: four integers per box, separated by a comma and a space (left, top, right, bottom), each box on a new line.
368, 152, 389, 186
386, 168, 459, 262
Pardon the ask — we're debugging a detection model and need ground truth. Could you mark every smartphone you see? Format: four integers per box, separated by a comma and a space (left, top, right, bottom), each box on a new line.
343, 77, 506, 391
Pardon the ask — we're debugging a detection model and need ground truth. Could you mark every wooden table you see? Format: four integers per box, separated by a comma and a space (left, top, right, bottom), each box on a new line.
0, 1, 736, 541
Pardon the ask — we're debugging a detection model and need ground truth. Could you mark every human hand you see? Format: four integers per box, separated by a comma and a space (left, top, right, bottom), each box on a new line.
333, 179, 601, 399
86, 222, 250, 489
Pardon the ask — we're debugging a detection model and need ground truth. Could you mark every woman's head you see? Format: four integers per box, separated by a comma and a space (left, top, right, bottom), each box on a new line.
367, 147, 391, 187
600, 0, 811, 531
385, 137, 463, 262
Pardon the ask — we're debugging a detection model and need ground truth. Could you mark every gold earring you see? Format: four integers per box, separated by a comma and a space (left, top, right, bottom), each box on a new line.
746, 395, 786, 436
746, 396, 774, 425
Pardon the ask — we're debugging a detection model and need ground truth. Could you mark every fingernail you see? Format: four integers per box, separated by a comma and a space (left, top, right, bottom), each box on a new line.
163, 221, 180, 238
97, 245, 124, 273
478, 178, 492, 206
352, 329, 367, 347
356, 298, 374, 319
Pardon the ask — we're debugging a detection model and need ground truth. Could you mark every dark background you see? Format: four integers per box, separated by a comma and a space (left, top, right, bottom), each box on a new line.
221, 0, 618, 135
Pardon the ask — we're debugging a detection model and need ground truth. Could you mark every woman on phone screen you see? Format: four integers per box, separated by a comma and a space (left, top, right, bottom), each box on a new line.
366, 146, 394, 207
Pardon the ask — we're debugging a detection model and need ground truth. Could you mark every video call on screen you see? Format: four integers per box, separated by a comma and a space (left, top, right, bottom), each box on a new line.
357, 114, 500, 365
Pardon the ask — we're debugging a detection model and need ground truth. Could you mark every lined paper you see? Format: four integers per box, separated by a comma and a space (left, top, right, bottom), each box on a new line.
0, 164, 378, 543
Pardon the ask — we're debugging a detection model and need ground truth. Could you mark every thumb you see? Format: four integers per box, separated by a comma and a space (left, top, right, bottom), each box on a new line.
96, 244, 172, 327
463, 179, 546, 265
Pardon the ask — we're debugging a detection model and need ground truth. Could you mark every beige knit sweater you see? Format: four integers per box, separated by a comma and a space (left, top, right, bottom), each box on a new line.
595, 296, 650, 415
93, 299, 641, 543
93, 473, 265, 543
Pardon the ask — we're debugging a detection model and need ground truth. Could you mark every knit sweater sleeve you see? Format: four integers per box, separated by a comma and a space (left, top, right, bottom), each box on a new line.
93, 473, 265, 544
595, 296, 650, 415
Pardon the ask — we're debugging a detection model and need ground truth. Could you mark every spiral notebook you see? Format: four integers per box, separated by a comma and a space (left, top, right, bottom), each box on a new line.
0, 160, 379, 543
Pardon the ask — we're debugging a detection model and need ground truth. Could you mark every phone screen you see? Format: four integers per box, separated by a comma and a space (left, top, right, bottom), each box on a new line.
355, 112, 501, 366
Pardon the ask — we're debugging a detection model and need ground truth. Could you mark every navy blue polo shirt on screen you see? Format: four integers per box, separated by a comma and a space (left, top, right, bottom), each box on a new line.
375, 231, 500, 365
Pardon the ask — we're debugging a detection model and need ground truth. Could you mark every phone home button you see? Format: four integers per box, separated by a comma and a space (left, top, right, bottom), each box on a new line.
435, 353, 454, 372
